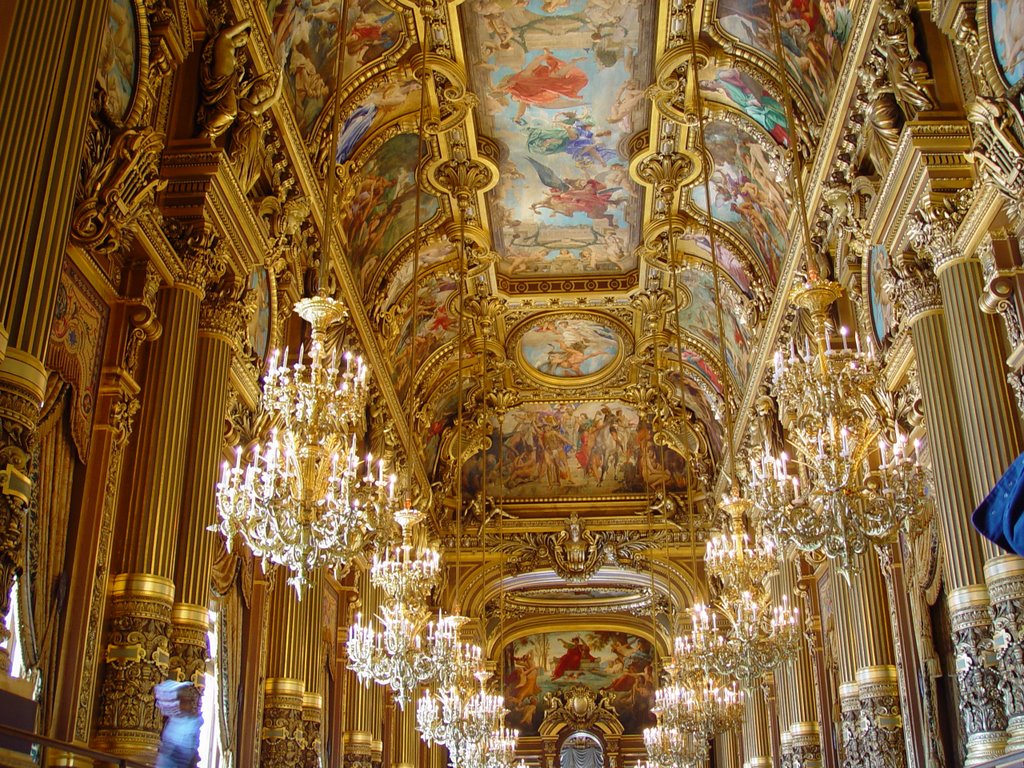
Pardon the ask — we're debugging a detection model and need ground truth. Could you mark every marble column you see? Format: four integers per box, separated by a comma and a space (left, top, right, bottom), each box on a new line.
345, 569, 376, 768
780, 564, 823, 768
888, 253, 1008, 764
303, 572, 326, 768
923, 226, 1024, 506
261, 568, 312, 767
94, 241, 223, 759
985, 555, 1024, 750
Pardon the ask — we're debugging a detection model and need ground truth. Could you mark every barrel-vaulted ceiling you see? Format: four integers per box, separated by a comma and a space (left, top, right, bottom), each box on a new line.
261, 0, 851, 519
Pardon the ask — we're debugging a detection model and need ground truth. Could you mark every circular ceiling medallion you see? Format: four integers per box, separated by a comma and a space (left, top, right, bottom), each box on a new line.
511, 312, 626, 386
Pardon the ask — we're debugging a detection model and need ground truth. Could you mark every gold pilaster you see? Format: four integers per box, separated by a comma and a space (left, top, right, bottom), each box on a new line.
303, 692, 324, 768
948, 585, 1009, 765
714, 731, 739, 768
92, 574, 176, 760
851, 554, 905, 767
777, 565, 821, 766
838, 682, 861, 767
985, 554, 1024, 750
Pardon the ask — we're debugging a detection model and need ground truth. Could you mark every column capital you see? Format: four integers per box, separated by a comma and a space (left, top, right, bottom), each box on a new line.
908, 203, 970, 274
199, 286, 255, 350
886, 251, 943, 326
167, 220, 227, 293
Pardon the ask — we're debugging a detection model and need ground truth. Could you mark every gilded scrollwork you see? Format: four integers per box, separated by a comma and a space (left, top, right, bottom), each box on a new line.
951, 601, 1008, 739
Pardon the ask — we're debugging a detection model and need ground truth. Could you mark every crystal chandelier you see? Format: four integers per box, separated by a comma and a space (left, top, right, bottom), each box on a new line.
347, 503, 443, 709
214, 296, 396, 594
417, 674, 507, 768
703, 496, 800, 683
482, 726, 520, 768
704, 497, 777, 599
751, 278, 930, 575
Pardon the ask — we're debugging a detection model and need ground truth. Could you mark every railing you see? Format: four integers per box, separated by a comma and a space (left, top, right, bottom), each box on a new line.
0, 722, 153, 767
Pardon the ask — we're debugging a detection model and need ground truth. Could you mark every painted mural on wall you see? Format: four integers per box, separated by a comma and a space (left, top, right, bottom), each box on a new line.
97, 0, 138, 122
47, 261, 110, 462
343, 133, 440, 282
677, 268, 751, 387
266, 0, 404, 134
700, 65, 789, 146
713, 0, 852, 117
518, 315, 622, 380
989, 0, 1024, 87
465, 401, 689, 499
676, 233, 760, 295
866, 243, 894, 346
466, 0, 647, 277
690, 120, 787, 289
336, 73, 422, 163
389, 271, 459, 398
503, 631, 655, 736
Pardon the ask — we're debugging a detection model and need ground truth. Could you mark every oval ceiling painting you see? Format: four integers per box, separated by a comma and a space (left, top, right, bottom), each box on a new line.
516, 314, 623, 383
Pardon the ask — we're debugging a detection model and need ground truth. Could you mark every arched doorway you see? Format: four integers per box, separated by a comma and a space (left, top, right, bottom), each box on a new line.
559, 731, 604, 768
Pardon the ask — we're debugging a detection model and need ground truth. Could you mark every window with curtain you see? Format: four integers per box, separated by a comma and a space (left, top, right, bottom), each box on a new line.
198, 607, 223, 767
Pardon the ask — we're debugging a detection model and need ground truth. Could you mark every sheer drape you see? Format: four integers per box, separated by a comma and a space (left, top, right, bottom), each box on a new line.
212, 549, 244, 768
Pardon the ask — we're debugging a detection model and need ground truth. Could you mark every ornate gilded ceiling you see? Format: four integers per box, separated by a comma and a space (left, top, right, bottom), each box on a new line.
244, 0, 854, 622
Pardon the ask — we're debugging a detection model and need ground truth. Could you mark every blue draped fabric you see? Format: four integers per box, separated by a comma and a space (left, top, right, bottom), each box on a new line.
972, 452, 1024, 555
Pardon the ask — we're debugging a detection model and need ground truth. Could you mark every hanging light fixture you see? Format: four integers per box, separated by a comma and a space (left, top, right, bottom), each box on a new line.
347, 504, 443, 708
214, 309, 391, 594
739, 0, 930, 576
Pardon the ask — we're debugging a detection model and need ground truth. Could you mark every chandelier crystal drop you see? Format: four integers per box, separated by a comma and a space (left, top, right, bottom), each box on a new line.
752, 277, 931, 575
213, 296, 399, 595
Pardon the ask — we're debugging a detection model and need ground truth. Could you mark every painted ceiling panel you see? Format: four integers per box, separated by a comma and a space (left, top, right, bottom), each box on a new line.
463, 0, 652, 279
265, 0, 408, 135
710, 0, 853, 119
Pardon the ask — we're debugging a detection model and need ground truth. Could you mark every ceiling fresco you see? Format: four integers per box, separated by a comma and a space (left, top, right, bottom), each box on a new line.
250, 0, 859, 660
463, 0, 652, 279
265, 0, 410, 134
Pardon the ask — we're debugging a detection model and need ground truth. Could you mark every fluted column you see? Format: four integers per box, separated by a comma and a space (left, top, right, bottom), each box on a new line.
346, 569, 376, 768
850, 552, 904, 768
170, 290, 248, 688
262, 568, 311, 766
303, 572, 326, 768
0, 0, 107, 671
925, 231, 1024, 504
741, 688, 771, 768
888, 253, 1008, 763
779, 564, 822, 768
94, 239, 224, 759
715, 731, 739, 768
830, 574, 861, 766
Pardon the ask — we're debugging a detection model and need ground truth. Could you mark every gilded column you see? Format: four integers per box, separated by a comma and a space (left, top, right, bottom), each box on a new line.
392, 692, 419, 768
916, 216, 1024, 504
345, 569, 375, 768
741, 688, 771, 768
830, 574, 861, 766
985, 555, 1024, 749
781, 563, 822, 768
851, 552, 904, 768
887, 253, 1008, 764
262, 568, 310, 766
94, 234, 225, 759
170, 287, 249, 688
0, 0, 107, 671
714, 731, 739, 768
303, 572, 326, 768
